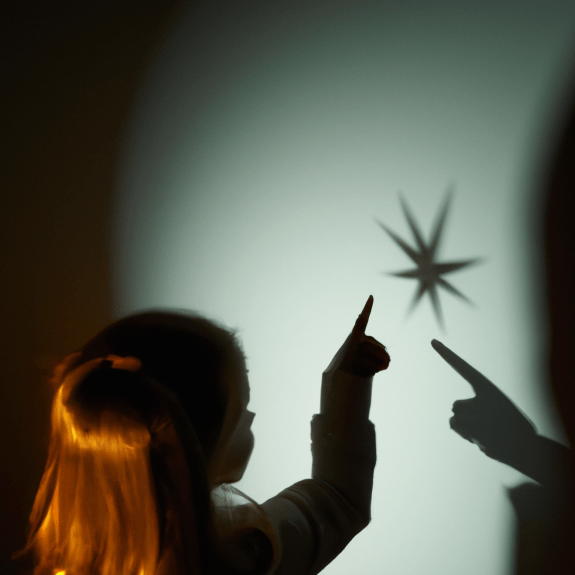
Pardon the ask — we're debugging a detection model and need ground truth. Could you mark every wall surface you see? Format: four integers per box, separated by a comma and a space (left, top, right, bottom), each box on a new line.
114, 3, 575, 575
3, 2, 575, 575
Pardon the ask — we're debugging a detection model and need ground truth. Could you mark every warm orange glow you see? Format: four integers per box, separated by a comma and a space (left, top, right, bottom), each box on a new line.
26, 379, 161, 575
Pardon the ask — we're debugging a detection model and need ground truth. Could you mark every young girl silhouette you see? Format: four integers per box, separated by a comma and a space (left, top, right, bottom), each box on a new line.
22, 296, 389, 575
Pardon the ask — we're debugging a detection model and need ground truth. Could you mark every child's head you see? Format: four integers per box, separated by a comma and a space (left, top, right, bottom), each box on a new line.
77, 310, 255, 483
24, 310, 256, 575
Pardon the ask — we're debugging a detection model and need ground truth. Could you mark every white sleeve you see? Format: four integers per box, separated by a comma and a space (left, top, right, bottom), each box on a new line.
260, 370, 376, 575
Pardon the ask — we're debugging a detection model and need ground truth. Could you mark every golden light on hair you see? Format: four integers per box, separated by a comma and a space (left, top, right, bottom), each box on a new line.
26, 376, 161, 575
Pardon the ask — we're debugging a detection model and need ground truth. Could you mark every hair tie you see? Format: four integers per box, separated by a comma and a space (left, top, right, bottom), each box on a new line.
104, 355, 142, 372
53, 354, 142, 403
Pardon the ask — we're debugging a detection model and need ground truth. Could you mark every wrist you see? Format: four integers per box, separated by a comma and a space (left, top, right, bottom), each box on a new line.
320, 370, 374, 424
504, 433, 572, 487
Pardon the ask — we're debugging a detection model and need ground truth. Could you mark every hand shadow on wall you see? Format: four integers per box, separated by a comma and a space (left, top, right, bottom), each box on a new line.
432, 338, 575, 575
433, 105, 575, 570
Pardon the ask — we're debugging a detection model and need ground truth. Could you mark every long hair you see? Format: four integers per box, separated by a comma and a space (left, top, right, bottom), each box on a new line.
22, 311, 252, 575
25, 359, 167, 575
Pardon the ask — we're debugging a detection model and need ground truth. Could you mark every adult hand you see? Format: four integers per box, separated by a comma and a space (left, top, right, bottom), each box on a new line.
432, 339, 538, 468
324, 296, 390, 377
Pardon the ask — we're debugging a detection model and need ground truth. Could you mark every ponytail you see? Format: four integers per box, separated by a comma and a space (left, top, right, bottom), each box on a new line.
25, 356, 167, 575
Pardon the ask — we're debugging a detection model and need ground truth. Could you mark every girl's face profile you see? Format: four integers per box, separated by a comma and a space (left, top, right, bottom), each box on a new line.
208, 362, 255, 485
226, 367, 256, 480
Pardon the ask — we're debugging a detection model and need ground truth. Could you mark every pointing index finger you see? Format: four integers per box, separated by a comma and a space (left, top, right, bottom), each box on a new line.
431, 339, 495, 395
353, 295, 374, 337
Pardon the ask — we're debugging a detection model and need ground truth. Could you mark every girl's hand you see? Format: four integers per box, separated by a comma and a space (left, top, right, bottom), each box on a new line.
324, 296, 390, 378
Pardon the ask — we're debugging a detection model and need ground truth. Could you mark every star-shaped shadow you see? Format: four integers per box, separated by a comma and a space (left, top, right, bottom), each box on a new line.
376, 189, 482, 329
